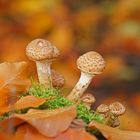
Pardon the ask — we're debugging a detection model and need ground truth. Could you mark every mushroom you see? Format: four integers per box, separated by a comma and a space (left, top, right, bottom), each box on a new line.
96, 104, 109, 114
109, 102, 126, 116
111, 117, 120, 127
96, 102, 125, 127
67, 51, 106, 101
52, 70, 65, 89
26, 39, 60, 87
70, 119, 87, 130
80, 93, 96, 109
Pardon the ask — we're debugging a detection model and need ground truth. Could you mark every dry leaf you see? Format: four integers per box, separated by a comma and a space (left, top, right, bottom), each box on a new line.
14, 96, 46, 110
0, 62, 30, 90
0, 117, 25, 135
13, 124, 97, 140
0, 62, 30, 114
13, 123, 49, 140
0, 131, 11, 140
55, 128, 97, 140
13, 105, 76, 137
88, 121, 140, 140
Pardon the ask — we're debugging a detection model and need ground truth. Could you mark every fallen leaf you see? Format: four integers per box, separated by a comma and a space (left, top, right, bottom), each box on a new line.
0, 117, 25, 135
12, 105, 76, 137
55, 128, 97, 140
13, 123, 97, 140
0, 88, 11, 114
14, 96, 46, 110
0, 62, 30, 114
88, 121, 140, 140
0, 62, 30, 90
0, 130, 11, 140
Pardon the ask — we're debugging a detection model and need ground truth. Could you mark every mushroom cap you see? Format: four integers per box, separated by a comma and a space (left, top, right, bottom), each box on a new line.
26, 39, 60, 61
109, 102, 125, 116
52, 70, 65, 88
81, 93, 96, 104
97, 104, 109, 114
70, 119, 87, 129
77, 51, 106, 75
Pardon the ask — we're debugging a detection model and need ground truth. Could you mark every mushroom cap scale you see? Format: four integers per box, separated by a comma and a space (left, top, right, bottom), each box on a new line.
77, 51, 106, 75
26, 39, 60, 61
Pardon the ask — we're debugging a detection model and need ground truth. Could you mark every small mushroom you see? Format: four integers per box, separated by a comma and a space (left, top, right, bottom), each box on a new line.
109, 102, 126, 116
96, 104, 109, 114
70, 119, 87, 130
67, 51, 106, 101
106, 113, 121, 127
111, 117, 120, 127
80, 93, 96, 109
52, 70, 65, 89
26, 39, 60, 87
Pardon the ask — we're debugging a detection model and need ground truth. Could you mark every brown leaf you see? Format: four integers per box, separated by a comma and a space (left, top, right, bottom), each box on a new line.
14, 96, 46, 110
0, 131, 11, 140
13, 123, 49, 140
13, 124, 97, 140
0, 62, 30, 90
0, 62, 30, 114
0, 117, 25, 135
13, 106, 77, 137
88, 121, 140, 140
55, 128, 97, 140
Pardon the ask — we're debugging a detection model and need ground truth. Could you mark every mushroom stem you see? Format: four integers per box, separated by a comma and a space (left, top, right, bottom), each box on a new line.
67, 72, 94, 101
36, 61, 52, 88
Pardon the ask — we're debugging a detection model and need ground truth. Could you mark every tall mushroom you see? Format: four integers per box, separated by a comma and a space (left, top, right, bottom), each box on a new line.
26, 39, 60, 87
67, 51, 105, 101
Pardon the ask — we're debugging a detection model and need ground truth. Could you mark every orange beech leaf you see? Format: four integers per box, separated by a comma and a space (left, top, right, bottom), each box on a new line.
88, 121, 140, 140
55, 128, 97, 140
13, 106, 76, 137
13, 124, 97, 140
0, 130, 11, 140
0, 62, 30, 114
0, 117, 25, 135
0, 62, 30, 90
14, 96, 46, 110
0, 89, 10, 114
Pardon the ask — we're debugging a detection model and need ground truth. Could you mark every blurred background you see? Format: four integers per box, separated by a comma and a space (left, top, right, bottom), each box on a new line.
0, 0, 139, 131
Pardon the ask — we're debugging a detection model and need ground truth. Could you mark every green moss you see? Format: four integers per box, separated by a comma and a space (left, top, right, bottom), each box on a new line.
39, 96, 74, 109
0, 112, 13, 121
28, 82, 60, 98
28, 82, 74, 109
15, 108, 29, 114
77, 103, 105, 124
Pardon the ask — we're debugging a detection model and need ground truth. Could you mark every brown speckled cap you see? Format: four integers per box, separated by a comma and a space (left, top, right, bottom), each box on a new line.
52, 70, 65, 88
97, 104, 109, 113
109, 102, 125, 116
26, 39, 60, 61
77, 51, 106, 75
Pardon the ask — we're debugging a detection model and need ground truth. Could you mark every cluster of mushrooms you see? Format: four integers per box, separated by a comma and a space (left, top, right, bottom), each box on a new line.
26, 39, 125, 128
